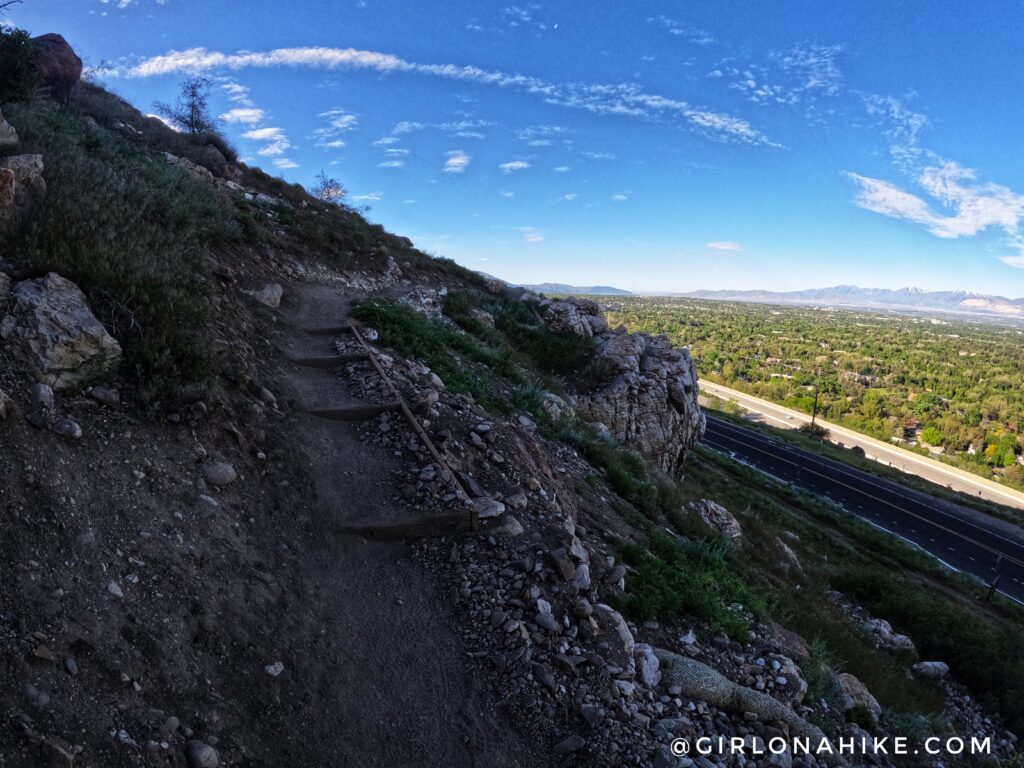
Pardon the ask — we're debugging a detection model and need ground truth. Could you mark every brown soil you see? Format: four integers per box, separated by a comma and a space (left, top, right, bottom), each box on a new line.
0, 276, 545, 767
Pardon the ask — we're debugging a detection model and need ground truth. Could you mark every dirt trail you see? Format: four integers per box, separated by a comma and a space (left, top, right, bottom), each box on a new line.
273, 281, 545, 767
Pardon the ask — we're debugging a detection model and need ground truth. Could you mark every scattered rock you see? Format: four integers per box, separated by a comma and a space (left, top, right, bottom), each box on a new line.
634, 643, 661, 687
548, 548, 576, 581
245, 282, 284, 308
553, 734, 586, 754
89, 385, 121, 408
912, 661, 950, 681
201, 459, 238, 487
1, 273, 122, 390
487, 514, 524, 538
264, 661, 285, 677
863, 617, 915, 655
837, 672, 881, 723
107, 581, 124, 599
689, 499, 743, 544
31, 382, 55, 412
186, 740, 220, 768
52, 416, 83, 440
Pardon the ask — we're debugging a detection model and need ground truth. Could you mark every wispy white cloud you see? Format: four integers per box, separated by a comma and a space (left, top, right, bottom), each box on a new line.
373, 136, 400, 146
611, 193, 628, 201
558, 193, 577, 202
775, 43, 843, 96
219, 107, 265, 124
580, 151, 614, 160
518, 226, 544, 242
444, 150, 472, 174
647, 15, 714, 45
272, 157, 298, 169
314, 107, 358, 148
502, 4, 549, 31
378, 159, 405, 168
500, 191, 515, 197
500, 160, 530, 172
351, 191, 383, 202
516, 124, 571, 146
242, 125, 292, 157
863, 94, 929, 168
728, 43, 843, 107
848, 162, 1024, 266
221, 81, 254, 106
125, 45, 775, 145
553, 165, 571, 173
392, 119, 492, 138
706, 241, 743, 253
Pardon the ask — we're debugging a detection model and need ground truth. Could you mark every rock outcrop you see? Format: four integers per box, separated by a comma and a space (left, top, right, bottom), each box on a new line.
0, 272, 122, 390
0, 154, 46, 230
30, 33, 83, 101
0, 108, 17, 149
540, 298, 704, 477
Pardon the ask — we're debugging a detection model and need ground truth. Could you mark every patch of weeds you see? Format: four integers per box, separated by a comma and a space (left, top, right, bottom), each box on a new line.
3, 100, 240, 401
616, 532, 767, 639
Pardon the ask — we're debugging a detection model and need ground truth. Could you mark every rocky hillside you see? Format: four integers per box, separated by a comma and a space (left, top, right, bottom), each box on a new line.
1, 30, 1020, 768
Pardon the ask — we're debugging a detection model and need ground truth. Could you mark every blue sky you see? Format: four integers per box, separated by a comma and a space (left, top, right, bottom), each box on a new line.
9, 1, 1024, 295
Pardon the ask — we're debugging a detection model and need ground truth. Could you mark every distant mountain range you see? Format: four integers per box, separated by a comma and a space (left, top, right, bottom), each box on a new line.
682, 285, 1024, 318
518, 282, 633, 296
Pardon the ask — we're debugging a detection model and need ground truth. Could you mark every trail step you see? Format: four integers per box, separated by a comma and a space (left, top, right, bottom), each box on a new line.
300, 325, 353, 336
306, 401, 401, 421
287, 353, 369, 368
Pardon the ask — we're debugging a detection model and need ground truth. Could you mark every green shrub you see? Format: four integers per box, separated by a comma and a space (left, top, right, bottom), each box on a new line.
616, 532, 767, 638
832, 566, 1024, 733
3, 101, 240, 401
0, 29, 37, 103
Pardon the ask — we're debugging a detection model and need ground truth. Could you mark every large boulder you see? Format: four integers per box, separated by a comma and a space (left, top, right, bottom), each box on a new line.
911, 661, 949, 681
30, 33, 83, 101
689, 499, 743, 544
0, 273, 122, 390
0, 108, 17, 149
837, 672, 881, 724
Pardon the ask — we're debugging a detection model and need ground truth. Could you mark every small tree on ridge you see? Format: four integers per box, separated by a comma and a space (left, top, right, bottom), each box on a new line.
154, 76, 218, 135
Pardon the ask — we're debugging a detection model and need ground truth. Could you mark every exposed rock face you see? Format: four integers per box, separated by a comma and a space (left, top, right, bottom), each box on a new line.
0, 273, 122, 390
542, 298, 704, 477
0, 108, 17, 148
163, 151, 214, 181
690, 499, 743, 544
0, 154, 46, 229
30, 33, 83, 101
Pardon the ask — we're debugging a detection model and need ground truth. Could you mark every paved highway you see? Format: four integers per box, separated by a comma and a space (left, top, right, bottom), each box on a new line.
700, 380, 1024, 511
702, 414, 1024, 605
